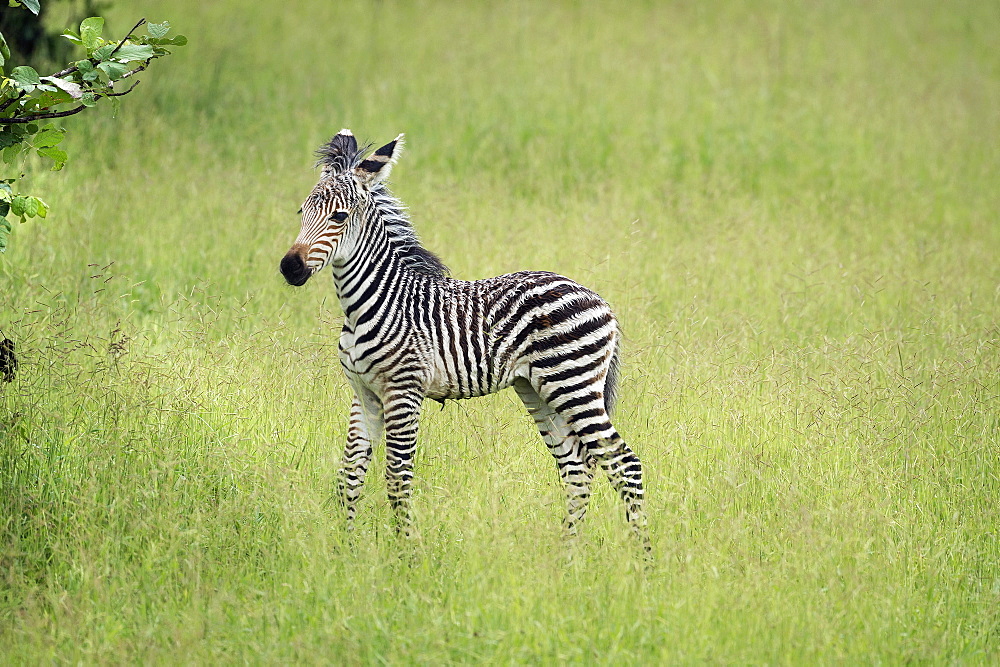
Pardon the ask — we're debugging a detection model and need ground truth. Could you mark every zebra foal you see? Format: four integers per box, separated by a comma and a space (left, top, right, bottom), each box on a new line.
280, 130, 649, 550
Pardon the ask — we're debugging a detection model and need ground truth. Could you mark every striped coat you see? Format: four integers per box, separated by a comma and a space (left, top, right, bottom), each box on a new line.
281, 130, 648, 550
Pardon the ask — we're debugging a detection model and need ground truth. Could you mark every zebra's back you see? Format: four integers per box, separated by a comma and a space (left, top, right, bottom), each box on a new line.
420, 271, 620, 414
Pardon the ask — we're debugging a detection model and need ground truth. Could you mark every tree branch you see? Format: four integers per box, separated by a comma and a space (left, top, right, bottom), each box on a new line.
0, 106, 87, 122
0, 81, 142, 123
105, 80, 142, 97
49, 19, 148, 80
116, 61, 150, 82
1, 92, 26, 113
108, 18, 147, 59
51, 64, 79, 78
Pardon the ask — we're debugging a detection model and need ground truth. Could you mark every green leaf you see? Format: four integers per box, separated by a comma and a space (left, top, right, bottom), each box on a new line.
81, 17, 105, 52
61, 29, 83, 46
97, 61, 128, 80
146, 35, 188, 48
0, 129, 22, 150
10, 65, 41, 90
113, 44, 155, 63
21, 0, 41, 15
35, 88, 74, 108
81, 92, 97, 107
0, 31, 10, 69
10, 196, 25, 218
30, 196, 47, 218
33, 126, 65, 148
0, 216, 10, 252
92, 44, 116, 60
37, 146, 68, 170
22, 196, 39, 218
147, 21, 170, 39
77, 60, 99, 82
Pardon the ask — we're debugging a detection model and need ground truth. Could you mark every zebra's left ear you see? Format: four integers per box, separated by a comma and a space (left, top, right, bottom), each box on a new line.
354, 134, 404, 187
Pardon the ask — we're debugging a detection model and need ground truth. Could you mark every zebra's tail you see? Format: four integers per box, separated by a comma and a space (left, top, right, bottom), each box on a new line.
604, 335, 621, 417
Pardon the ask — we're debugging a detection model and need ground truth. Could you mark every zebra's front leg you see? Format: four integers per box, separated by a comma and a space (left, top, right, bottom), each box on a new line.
382, 389, 424, 538
338, 385, 383, 529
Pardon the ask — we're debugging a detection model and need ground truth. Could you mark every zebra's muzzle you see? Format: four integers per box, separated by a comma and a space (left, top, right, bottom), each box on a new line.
280, 246, 312, 286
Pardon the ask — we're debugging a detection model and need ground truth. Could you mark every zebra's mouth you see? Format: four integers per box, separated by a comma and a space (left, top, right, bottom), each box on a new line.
280, 247, 312, 286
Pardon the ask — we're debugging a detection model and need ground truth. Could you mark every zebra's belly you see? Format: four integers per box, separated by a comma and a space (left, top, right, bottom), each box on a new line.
423, 360, 473, 401
339, 329, 519, 401
339, 354, 507, 402
424, 379, 508, 402
423, 355, 521, 401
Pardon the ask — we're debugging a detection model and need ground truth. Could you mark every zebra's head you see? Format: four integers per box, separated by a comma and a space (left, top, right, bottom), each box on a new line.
280, 129, 403, 286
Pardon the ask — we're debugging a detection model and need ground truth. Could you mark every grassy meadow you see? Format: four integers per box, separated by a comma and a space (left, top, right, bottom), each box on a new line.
2, 0, 999, 661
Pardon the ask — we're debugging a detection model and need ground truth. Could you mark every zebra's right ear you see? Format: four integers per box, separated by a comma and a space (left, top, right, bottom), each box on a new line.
353, 134, 404, 187
317, 129, 358, 176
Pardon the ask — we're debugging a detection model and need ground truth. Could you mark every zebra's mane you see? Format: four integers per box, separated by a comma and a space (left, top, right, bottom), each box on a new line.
315, 132, 367, 173
370, 185, 450, 278
315, 132, 449, 278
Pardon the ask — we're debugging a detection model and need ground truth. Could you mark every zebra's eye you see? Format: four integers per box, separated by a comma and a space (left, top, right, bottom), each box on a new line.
331, 211, 349, 222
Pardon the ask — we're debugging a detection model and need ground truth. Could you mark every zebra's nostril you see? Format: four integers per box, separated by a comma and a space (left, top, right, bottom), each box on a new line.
280, 250, 310, 286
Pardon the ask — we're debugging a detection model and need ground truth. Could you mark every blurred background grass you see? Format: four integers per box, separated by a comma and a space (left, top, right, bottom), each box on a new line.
1, 0, 998, 661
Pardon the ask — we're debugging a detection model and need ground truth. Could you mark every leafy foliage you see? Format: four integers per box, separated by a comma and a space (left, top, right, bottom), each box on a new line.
0, 2, 186, 252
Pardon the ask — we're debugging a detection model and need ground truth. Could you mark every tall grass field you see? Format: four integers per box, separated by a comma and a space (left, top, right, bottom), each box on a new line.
2, 0, 998, 661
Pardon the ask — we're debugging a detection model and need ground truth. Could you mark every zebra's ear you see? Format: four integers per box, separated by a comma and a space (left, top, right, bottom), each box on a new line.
354, 134, 404, 186
317, 128, 359, 176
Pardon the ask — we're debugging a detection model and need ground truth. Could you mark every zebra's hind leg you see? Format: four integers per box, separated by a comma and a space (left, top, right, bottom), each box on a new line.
513, 379, 596, 539
586, 430, 650, 553
532, 377, 650, 552
381, 388, 424, 538
339, 384, 383, 529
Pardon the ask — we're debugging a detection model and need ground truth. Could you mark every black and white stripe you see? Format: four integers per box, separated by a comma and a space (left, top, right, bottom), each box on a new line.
280, 130, 648, 550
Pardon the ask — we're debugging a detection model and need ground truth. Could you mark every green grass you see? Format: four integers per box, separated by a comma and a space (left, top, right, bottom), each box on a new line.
2, 0, 998, 662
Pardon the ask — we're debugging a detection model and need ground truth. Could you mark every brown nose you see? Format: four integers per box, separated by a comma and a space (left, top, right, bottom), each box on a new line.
280, 244, 311, 286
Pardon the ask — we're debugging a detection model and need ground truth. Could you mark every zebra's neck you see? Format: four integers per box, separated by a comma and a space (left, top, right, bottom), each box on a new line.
369, 186, 449, 278
331, 189, 449, 332
331, 209, 404, 328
